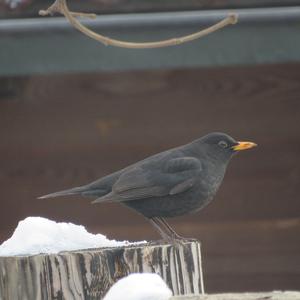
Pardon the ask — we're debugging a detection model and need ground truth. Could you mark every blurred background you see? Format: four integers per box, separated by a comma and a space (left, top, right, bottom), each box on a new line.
1, 0, 300, 294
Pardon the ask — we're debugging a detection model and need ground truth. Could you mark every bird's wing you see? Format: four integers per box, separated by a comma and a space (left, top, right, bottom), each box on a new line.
163, 157, 202, 173
92, 157, 201, 203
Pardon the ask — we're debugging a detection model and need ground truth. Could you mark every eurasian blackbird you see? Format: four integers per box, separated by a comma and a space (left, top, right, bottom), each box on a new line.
39, 132, 256, 241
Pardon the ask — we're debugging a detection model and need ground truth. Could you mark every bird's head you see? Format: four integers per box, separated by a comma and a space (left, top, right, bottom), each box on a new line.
197, 132, 257, 162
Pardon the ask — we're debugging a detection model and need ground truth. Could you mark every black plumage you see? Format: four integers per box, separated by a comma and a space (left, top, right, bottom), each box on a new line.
39, 132, 256, 241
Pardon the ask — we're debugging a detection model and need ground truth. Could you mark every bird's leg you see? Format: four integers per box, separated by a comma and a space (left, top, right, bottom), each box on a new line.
148, 217, 197, 243
157, 217, 180, 238
156, 217, 184, 240
148, 218, 173, 242
157, 217, 198, 242
153, 217, 183, 242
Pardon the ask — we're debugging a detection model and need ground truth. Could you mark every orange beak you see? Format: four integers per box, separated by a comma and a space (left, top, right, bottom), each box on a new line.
232, 141, 257, 151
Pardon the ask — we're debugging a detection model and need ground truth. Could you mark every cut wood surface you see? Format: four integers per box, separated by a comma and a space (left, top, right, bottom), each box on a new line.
172, 291, 300, 299
0, 241, 204, 300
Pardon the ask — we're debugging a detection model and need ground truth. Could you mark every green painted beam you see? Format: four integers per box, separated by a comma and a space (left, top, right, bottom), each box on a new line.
0, 7, 300, 76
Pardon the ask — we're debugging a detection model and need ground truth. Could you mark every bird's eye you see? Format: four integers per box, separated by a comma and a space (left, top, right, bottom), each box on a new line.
218, 141, 228, 148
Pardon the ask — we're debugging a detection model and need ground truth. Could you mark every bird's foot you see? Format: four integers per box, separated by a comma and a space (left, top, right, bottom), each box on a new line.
147, 237, 198, 248
162, 234, 198, 246
170, 233, 198, 243
178, 237, 199, 243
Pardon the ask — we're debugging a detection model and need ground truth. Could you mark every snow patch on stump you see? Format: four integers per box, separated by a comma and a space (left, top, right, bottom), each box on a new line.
0, 216, 145, 256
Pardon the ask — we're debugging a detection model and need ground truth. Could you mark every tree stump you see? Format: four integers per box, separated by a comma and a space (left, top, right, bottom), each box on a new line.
0, 241, 204, 300
172, 291, 300, 300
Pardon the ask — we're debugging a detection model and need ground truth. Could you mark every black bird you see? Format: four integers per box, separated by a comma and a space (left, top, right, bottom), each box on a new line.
39, 132, 257, 241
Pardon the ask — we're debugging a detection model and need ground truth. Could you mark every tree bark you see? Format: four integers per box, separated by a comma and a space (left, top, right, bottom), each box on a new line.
0, 241, 204, 300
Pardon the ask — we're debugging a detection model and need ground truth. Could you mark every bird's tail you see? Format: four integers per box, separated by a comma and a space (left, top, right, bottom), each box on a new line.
38, 186, 86, 199
38, 185, 107, 199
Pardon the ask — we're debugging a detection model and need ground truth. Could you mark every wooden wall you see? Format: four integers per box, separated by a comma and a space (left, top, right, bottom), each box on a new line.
0, 64, 300, 292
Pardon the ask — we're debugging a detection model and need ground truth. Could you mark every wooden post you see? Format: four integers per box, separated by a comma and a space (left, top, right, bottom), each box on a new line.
172, 291, 300, 300
0, 241, 204, 300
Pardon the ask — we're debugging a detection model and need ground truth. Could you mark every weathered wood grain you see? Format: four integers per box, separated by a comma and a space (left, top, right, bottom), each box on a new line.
172, 291, 300, 300
0, 241, 204, 300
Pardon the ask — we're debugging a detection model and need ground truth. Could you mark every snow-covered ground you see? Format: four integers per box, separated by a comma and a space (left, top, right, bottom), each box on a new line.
0, 217, 146, 256
103, 273, 172, 300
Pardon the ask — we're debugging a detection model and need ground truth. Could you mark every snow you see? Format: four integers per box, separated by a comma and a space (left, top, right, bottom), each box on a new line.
0, 217, 145, 256
103, 273, 172, 300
